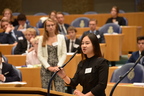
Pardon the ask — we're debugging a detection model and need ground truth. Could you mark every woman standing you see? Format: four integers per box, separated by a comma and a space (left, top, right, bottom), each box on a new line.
37, 18, 67, 92
58, 33, 109, 96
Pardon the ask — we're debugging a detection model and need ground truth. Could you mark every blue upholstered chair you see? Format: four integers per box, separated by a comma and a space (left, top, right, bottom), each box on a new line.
71, 17, 90, 27
110, 63, 144, 83
12, 65, 22, 81
119, 10, 125, 13
2, 55, 8, 63
123, 17, 128, 25
12, 12, 20, 16
34, 12, 47, 16
62, 12, 69, 15
36, 20, 44, 28
11, 46, 16, 55
99, 23, 122, 34
84, 11, 98, 14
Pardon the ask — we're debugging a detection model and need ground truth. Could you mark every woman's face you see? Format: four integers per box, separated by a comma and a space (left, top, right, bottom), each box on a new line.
4, 10, 11, 19
45, 21, 56, 33
81, 36, 94, 57
111, 7, 118, 17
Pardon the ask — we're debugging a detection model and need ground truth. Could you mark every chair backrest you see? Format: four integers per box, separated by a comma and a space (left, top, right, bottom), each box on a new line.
119, 10, 125, 13
12, 65, 22, 81
12, 12, 20, 16
84, 11, 98, 14
99, 23, 122, 34
34, 12, 47, 16
110, 63, 144, 83
123, 17, 128, 25
62, 12, 69, 15
36, 20, 44, 28
71, 17, 90, 28
2, 55, 8, 63
11, 46, 16, 55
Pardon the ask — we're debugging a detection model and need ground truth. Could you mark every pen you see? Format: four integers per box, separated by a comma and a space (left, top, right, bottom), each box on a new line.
4, 72, 9, 75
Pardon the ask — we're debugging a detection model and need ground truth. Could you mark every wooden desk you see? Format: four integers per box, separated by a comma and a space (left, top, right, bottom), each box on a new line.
106, 83, 144, 96
5, 55, 26, 66
18, 67, 41, 87
0, 87, 74, 96
108, 67, 119, 82
104, 34, 124, 61
121, 26, 142, 53
0, 28, 3, 33
0, 44, 15, 55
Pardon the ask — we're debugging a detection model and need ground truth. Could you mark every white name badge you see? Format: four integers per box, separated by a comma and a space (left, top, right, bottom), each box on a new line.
96, 35, 100, 39
18, 37, 23, 40
52, 42, 58, 46
85, 68, 92, 74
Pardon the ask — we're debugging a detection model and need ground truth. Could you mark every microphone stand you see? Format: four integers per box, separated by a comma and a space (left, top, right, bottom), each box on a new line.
47, 49, 80, 96
109, 55, 143, 96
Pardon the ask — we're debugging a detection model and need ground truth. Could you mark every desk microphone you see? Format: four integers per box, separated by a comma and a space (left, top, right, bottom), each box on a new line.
47, 47, 81, 96
110, 50, 144, 96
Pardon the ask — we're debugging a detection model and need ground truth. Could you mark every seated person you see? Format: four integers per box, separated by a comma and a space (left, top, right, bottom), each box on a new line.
14, 28, 36, 54
106, 6, 126, 26
1, 8, 18, 27
81, 19, 105, 43
0, 20, 25, 45
66, 26, 80, 53
0, 52, 20, 82
49, 10, 57, 22
26, 36, 41, 66
56, 12, 70, 35
127, 36, 144, 66
14, 13, 39, 35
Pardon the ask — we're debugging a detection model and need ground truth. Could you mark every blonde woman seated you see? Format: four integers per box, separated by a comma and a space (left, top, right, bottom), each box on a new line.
26, 36, 41, 66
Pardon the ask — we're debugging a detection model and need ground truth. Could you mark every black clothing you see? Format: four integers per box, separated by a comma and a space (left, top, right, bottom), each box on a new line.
106, 16, 126, 26
69, 55, 109, 96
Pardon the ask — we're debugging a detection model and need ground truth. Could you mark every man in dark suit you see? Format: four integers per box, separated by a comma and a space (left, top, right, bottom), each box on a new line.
56, 12, 70, 35
0, 20, 25, 44
66, 26, 80, 53
14, 28, 36, 54
81, 19, 105, 43
127, 36, 144, 66
0, 52, 20, 82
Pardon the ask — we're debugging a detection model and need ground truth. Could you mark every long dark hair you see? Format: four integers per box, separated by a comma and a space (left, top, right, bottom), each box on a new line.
80, 33, 102, 60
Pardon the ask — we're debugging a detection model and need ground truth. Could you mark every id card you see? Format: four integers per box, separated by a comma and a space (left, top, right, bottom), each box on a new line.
85, 68, 92, 74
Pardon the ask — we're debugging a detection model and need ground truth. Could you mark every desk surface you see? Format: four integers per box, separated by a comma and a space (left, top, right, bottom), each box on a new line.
106, 83, 144, 96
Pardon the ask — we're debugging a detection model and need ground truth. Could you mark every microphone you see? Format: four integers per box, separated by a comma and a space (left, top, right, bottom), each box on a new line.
110, 50, 144, 96
47, 47, 81, 96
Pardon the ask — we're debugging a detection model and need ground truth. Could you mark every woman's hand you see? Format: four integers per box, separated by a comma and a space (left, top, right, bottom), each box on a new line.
74, 90, 84, 96
48, 66, 60, 72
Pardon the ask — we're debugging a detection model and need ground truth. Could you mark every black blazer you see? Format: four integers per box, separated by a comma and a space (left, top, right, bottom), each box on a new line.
0, 30, 25, 44
58, 23, 70, 35
14, 39, 28, 54
82, 30, 105, 43
66, 38, 81, 53
2, 62, 20, 82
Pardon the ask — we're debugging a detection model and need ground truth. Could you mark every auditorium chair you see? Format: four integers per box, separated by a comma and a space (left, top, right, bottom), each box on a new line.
71, 17, 90, 28
12, 12, 20, 16
2, 55, 8, 63
84, 11, 98, 14
34, 12, 47, 16
99, 23, 122, 34
62, 12, 69, 15
12, 65, 22, 81
110, 63, 144, 83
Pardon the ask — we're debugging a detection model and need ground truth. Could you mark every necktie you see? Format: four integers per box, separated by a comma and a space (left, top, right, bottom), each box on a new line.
71, 41, 74, 52
61, 25, 66, 35
29, 43, 32, 49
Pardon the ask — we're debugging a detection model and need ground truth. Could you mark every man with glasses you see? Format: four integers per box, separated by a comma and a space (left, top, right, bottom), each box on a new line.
127, 36, 144, 66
